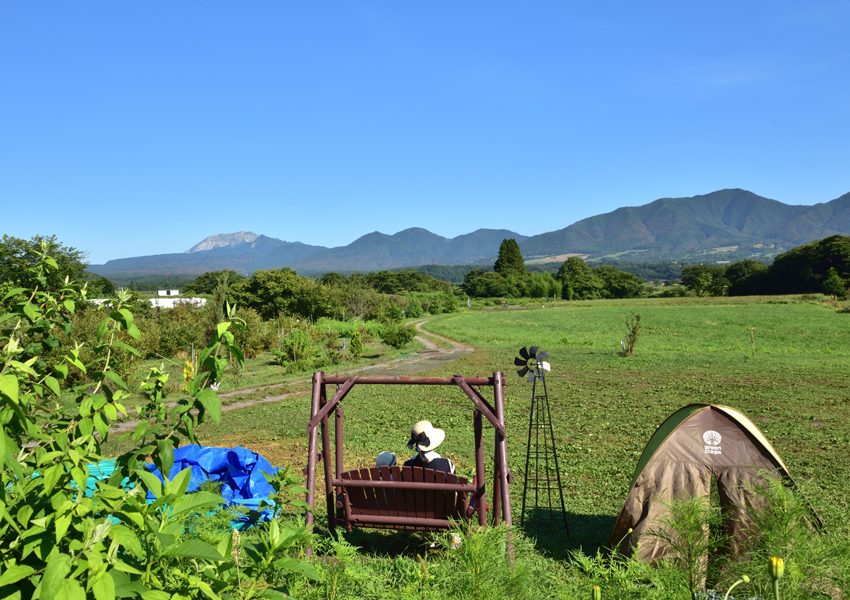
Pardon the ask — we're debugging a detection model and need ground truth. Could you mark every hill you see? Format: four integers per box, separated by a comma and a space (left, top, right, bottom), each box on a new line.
87, 189, 850, 279
520, 189, 850, 261
88, 228, 526, 278
286, 228, 526, 274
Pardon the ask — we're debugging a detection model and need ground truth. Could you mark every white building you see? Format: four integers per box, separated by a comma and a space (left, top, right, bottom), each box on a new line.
157, 289, 180, 297
150, 297, 206, 309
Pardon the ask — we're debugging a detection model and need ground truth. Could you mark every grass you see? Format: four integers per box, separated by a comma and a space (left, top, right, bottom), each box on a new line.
108, 295, 850, 597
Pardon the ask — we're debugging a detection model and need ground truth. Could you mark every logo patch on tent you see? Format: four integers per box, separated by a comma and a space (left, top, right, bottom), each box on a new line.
703, 430, 722, 454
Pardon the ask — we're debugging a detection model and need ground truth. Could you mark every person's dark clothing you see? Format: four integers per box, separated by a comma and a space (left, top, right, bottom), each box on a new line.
403, 454, 455, 475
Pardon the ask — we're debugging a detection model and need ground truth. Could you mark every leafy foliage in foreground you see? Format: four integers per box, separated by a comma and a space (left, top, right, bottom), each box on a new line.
0, 246, 318, 599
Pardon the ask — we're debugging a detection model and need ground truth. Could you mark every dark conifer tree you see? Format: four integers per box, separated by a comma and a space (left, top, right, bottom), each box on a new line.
494, 238, 527, 278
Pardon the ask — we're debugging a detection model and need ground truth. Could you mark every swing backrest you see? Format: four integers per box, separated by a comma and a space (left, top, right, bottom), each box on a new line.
335, 465, 472, 531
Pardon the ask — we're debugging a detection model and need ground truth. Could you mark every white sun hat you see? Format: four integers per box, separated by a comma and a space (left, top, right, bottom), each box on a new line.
407, 421, 446, 452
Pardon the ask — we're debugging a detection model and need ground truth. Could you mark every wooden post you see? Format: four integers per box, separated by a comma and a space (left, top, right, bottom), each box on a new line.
320, 381, 335, 534
492, 421, 502, 526
305, 370, 323, 534
334, 403, 344, 532
473, 409, 487, 527
494, 371, 513, 527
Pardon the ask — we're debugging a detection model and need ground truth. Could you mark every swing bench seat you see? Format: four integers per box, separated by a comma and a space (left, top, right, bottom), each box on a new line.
334, 465, 473, 531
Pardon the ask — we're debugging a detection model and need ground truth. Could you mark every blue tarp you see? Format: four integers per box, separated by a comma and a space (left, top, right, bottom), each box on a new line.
79, 446, 279, 529
145, 445, 279, 526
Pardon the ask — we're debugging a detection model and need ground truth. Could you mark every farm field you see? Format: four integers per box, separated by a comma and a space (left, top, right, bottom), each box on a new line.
188, 294, 850, 562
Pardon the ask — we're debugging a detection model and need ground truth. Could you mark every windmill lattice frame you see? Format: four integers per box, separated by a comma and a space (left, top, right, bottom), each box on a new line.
515, 346, 569, 534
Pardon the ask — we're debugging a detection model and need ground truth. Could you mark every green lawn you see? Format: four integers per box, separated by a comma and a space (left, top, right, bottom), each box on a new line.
190, 295, 850, 565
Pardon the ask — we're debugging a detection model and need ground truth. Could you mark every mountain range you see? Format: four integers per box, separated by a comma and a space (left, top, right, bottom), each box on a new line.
89, 188, 850, 278
89, 228, 526, 277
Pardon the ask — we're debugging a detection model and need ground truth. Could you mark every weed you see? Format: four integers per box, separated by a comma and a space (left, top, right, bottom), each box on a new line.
645, 495, 729, 597
623, 312, 642, 356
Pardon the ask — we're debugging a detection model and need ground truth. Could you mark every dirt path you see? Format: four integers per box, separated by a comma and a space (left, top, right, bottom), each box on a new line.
111, 320, 472, 433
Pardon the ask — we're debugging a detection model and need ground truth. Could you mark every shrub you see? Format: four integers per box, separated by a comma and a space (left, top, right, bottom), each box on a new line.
405, 297, 423, 319
149, 300, 208, 357
276, 329, 313, 364
232, 306, 275, 359
382, 300, 405, 323
732, 478, 850, 598
349, 330, 363, 360
380, 323, 417, 349
441, 289, 458, 313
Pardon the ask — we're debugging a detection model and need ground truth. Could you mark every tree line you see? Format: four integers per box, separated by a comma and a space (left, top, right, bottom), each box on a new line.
682, 235, 850, 297
461, 239, 647, 300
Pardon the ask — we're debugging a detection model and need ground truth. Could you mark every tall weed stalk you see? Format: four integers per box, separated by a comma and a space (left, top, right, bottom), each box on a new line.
645, 495, 729, 598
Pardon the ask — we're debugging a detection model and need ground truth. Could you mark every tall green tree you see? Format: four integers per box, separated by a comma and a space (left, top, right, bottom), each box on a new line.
725, 259, 769, 296
682, 264, 728, 296
86, 275, 116, 297
557, 257, 603, 300
594, 265, 645, 299
493, 238, 527, 279
183, 269, 245, 295
230, 268, 332, 320
769, 235, 850, 293
0, 234, 87, 296
822, 268, 846, 298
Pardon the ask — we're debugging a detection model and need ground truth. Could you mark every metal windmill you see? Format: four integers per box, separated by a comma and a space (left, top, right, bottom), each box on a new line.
515, 346, 569, 534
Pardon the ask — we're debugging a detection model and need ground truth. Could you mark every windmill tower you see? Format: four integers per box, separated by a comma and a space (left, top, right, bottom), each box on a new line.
514, 346, 569, 534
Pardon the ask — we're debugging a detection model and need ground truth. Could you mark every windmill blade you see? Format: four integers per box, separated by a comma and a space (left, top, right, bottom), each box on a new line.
517, 366, 529, 378
527, 372, 536, 382
514, 356, 528, 367
519, 347, 530, 360
540, 361, 551, 371
529, 346, 539, 358
536, 351, 550, 361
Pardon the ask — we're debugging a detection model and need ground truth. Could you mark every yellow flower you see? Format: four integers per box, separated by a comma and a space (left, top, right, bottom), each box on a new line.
592, 585, 601, 600
769, 556, 785, 580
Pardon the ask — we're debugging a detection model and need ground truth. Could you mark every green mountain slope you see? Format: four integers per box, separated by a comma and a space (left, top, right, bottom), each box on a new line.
285, 228, 526, 273
520, 189, 850, 259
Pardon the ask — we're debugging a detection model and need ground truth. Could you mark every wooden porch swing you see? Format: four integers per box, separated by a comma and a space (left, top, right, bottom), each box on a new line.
304, 371, 513, 533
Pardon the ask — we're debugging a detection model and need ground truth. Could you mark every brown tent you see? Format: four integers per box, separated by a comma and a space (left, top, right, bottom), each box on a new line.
609, 403, 818, 561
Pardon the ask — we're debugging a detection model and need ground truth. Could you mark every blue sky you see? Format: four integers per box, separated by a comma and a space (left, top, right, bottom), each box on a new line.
2, 2, 848, 264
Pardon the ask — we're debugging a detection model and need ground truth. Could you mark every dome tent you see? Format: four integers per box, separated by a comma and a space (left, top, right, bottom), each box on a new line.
609, 404, 820, 561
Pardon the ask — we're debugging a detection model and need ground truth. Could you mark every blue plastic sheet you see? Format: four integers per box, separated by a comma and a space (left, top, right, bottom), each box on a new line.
145, 445, 279, 527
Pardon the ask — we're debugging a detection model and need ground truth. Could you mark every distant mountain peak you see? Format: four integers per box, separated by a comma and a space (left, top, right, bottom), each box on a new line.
186, 232, 261, 253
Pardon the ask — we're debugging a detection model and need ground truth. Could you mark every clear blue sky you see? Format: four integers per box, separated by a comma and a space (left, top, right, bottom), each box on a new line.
2, 2, 848, 264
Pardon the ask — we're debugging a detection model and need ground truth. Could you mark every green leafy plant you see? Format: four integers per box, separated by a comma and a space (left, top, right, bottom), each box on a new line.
379, 323, 417, 350
348, 330, 363, 361
622, 312, 642, 356
381, 301, 405, 324
0, 246, 320, 599
644, 495, 729, 597
281, 328, 312, 363
405, 298, 423, 319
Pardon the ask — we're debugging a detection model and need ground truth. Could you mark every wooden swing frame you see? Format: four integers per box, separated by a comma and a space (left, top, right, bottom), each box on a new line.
304, 371, 513, 533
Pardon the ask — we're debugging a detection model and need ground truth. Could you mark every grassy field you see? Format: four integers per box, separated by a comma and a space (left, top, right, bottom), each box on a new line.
136, 295, 850, 597
187, 296, 850, 537
109, 336, 428, 417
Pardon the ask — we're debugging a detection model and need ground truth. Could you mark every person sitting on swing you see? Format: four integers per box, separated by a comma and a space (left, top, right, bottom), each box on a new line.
403, 421, 455, 475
